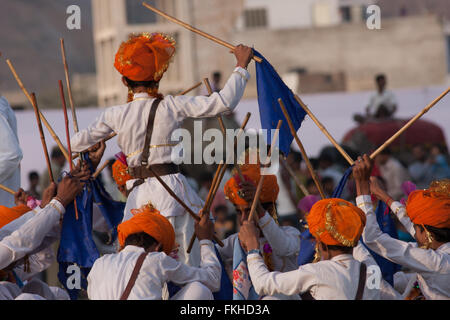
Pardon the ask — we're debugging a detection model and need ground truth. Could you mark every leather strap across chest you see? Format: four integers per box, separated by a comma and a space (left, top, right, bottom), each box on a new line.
120, 250, 150, 300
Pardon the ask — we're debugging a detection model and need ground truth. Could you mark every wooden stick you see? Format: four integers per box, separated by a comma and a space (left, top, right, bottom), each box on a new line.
370, 87, 450, 159
60, 38, 83, 161
294, 94, 354, 165
248, 120, 283, 222
147, 166, 224, 247
30, 93, 54, 183
0, 184, 15, 195
5, 59, 70, 162
278, 98, 326, 199
59, 80, 79, 220
203, 78, 226, 135
280, 157, 309, 196
142, 2, 262, 63
176, 81, 202, 96
92, 160, 111, 179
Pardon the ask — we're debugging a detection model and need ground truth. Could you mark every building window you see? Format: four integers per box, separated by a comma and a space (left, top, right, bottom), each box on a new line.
340, 6, 352, 23
126, 0, 157, 25
244, 8, 267, 29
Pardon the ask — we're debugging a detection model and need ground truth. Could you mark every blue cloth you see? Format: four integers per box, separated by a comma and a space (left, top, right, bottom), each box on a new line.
331, 166, 353, 198
361, 201, 401, 286
254, 50, 306, 156
57, 154, 125, 300
232, 236, 259, 300
213, 246, 233, 300
297, 229, 316, 266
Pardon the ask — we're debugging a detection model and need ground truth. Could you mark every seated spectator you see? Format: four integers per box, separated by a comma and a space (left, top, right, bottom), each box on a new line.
408, 145, 434, 189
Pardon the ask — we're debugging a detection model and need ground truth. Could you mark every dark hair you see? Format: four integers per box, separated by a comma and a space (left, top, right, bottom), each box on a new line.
214, 205, 228, 214
124, 232, 159, 250
51, 146, 64, 159
306, 178, 316, 188
375, 74, 386, 82
321, 177, 334, 185
261, 202, 277, 218
28, 171, 39, 180
323, 243, 354, 254
124, 76, 158, 89
212, 71, 221, 78
418, 225, 450, 243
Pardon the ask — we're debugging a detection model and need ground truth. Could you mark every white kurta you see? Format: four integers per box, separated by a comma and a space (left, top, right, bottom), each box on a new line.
0, 96, 22, 207
358, 195, 450, 300
87, 240, 220, 300
70, 67, 250, 267
217, 212, 300, 299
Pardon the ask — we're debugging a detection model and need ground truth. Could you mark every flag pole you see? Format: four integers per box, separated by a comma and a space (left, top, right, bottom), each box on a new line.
369, 87, 449, 159
30, 93, 54, 183
278, 98, 326, 199
294, 94, 354, 166
247, 120, 283, 222
5, 59, 70, 162
142, 2, 262, 63
280, 157, 309, 196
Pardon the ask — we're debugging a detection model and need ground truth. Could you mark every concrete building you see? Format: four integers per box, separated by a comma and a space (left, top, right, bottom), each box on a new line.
91, 0, 450, 106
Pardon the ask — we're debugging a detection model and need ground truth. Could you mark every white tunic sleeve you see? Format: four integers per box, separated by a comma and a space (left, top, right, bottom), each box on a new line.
257, 212, 300, 257
159, 239, 221, 292
0, 199, 64, 269
0, 112, 22, 184
166, 67, 250, 121
358, 195, 445, 273
390, 201, 415, 237
247, 253, 317, 296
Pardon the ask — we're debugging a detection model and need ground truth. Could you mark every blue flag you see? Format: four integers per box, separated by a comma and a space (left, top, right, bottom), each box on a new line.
213, 246, 233, 300
57, 154, 125, 299
297, 229, 316, 266
254, 50, 306, 156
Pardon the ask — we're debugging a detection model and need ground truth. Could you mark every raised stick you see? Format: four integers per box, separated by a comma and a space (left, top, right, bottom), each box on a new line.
30, 93, 54, 183
280, 157, 309, 196
147, 166, 224, 247
59, 80, 79, 220
278, 98, 326, 199
6, 59, 70, 162
203, 78, 226, 134
142, 2, 262, 63
0, 184, 15, 195
92, 160, 111, 179
370, 87, 450, 159
176, 81, 202, 96
247, 120, 283, 222
294, 94, 354, 165
60, 38, 83, 161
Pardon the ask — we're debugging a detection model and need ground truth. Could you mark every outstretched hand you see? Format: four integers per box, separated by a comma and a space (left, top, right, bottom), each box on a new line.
352, 154, 373, 196
233, 44, 253, 69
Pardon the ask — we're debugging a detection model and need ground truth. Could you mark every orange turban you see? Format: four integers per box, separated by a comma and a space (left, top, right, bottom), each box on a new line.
224, 163, 279, 206
117, 204, 175, 255
112, 160, 132, 187
406, 179, 450, 229
0, 205, 31, 229
114, 32, 176, 82
307, 199, 366, 247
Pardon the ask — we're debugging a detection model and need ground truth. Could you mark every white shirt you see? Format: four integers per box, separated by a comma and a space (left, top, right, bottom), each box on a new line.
0, 96, 22, 207
366, 90, 397, 116
390, 201, 415, 237
70, 67, 250, 167
358, 195, 450, 300
87, 240, 220, 300
0, 199, 64, 270
379, 158, 411, 200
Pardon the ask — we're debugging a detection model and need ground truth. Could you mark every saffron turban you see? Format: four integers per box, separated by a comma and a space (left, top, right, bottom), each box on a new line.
224, 163, 279, 206
114, 32, 176, 82
112, 152, 132, 187
406, 179, 450, 229
0, 205, 31, 229
117, 204, 175, 255
307, 198, 366, 247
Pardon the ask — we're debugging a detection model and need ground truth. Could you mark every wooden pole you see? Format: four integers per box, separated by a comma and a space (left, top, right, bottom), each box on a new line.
92, 160, 111, 179
0, 184, 15, 195
294, 94, 354, 166
370, 87, 450, 159
203, 78, 226, 134
5, 59, 70, 162
30, 93, 54, 183
278, 98, 326, 199
60, 38, 83, 161
247, 120, 283, 222
176, 81, 202, 96
280, 157, 309, 196
147, 166, 224, 247
59, 80, 79, 220
142, 2, 262, 63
